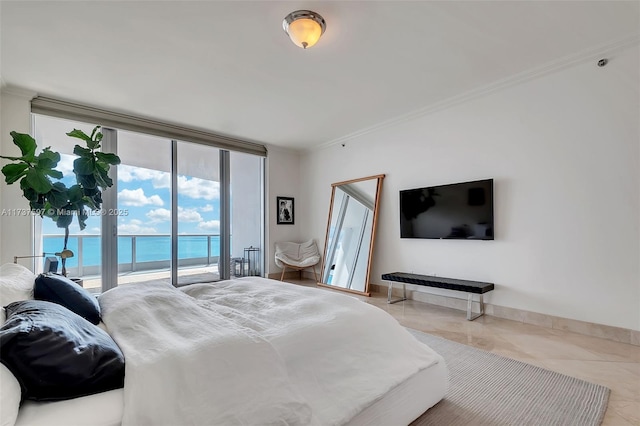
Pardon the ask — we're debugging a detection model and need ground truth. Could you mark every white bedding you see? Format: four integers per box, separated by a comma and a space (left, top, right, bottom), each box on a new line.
98, 277, 445, 425
14, 360, 448, 426
15, 389, 123, 426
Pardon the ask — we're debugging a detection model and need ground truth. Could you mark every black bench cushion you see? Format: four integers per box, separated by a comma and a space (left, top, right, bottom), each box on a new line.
381, 272, 494, 294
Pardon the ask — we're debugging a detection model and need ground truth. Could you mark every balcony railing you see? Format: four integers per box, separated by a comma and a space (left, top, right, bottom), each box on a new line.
43, 234, 220, 277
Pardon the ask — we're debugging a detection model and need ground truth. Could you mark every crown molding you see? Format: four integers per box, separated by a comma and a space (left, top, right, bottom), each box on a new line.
313, 34, 640, 152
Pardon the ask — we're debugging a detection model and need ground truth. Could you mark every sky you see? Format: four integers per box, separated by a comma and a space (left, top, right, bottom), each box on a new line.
42, 155, 221, 236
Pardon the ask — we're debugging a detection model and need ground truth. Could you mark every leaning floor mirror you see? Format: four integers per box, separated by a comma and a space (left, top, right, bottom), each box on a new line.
318, 174, 385, 296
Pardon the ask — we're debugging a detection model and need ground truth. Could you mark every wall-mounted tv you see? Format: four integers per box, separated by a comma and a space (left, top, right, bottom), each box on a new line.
400, 179, 494, 240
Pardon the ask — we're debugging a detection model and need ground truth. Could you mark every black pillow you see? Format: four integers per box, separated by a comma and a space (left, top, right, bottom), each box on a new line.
34, 273, 101, 324
0, 300, 125, 401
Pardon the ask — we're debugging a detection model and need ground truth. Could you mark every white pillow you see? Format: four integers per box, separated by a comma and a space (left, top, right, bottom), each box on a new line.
0, 263, 36, 324
0, 364, 21, 426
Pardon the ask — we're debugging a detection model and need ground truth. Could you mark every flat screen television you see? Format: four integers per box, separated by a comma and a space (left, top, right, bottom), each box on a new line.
400, 179, 494, 240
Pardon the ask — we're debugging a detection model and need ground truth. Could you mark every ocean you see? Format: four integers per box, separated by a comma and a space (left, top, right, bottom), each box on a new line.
43, 235, 221, 267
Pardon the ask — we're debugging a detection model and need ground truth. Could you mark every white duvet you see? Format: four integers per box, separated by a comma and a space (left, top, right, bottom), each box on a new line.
99, 277, 442, 426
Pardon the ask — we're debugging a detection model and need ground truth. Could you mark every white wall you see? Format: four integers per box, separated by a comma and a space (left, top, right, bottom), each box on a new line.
301, 47, 640, 331
265, 145, 302, 275
0, 90, 33, 266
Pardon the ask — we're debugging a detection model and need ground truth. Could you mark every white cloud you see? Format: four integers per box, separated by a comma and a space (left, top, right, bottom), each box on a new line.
198, 220, 220, 233
118, 188, 164, 207
118, 220, 158, 234
177, 176, 219, 200
147, 208, 171, 222
117, 166, 136, 183
178, 207, 202, 223
57, 154, 75, 178
116, 165, 219, 201
200, 204, 214, 212
118, 165, 169, 188
154, 174, 171, 189
145, 207, 202, 223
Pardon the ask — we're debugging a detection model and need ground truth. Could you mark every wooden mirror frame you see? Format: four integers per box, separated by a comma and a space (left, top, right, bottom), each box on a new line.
317, 174, 385, 296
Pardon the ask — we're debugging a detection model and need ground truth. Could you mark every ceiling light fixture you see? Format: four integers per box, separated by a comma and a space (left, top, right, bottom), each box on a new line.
282, 10, 326, 49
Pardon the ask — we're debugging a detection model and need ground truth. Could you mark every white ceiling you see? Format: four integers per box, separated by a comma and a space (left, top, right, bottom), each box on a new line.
1, 1, 638, 150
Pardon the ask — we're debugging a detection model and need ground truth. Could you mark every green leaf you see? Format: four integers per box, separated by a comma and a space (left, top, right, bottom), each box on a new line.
73, 145, 93, 158
77, 173, 97, 189
76, 208, 88, 230
68, 185, 83, 203
43, 169, 63, 179
22, 186, 38, 202
10, 132, 37, 159
83, 191, 103, 210
56, 213, 73, 229
30, 200, 45, 212
94, 166, 113, 188
20, 176, 30, 190
66, 129, 92, 143
73, 157, 95, 174
51, 182, 67, 191
90, 126, 101, 140
95, 152, 121, 165
1, 163, 29, 184
83, 186, 98, 196
25, 168, 52, 193
48, 187, 69, 209
82, 195, 98, 210
88, 126, 103, 149
35, 148, 61, 169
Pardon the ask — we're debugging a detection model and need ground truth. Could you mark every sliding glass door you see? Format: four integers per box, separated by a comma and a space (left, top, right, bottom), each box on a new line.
32, 114, 264, 291
115, 130, 172, 286
176, 141, 220, 285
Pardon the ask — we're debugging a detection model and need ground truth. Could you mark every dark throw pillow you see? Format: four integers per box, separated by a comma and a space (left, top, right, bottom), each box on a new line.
34, 273, 101, 324
0, 300, 125, 401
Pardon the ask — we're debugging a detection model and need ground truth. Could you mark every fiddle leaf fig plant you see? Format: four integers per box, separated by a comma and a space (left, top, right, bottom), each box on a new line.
0, 126, 121, 276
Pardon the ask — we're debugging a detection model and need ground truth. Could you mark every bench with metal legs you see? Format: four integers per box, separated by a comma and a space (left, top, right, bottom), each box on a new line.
382, 272, 494, 321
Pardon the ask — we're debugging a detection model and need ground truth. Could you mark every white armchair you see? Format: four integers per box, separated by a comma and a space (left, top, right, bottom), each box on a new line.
274, 240, 321, 282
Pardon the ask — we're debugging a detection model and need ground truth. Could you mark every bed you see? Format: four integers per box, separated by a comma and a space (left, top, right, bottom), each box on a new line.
1, 264, 448, 426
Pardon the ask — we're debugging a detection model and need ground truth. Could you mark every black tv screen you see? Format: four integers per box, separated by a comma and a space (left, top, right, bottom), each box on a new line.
400, 179, 494, 240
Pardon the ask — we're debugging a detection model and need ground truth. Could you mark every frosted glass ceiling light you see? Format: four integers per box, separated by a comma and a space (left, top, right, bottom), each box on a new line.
283, 10, 326, 49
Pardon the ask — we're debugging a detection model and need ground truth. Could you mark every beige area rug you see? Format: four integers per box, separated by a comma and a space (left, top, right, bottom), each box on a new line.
409, 329, 610, 426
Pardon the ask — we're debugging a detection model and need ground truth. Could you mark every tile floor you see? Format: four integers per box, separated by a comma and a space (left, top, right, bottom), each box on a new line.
284, 278, 640, 426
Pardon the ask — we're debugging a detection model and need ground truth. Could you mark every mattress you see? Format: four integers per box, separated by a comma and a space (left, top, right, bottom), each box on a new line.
13, 353, 447, 426
348, 353, 448, 426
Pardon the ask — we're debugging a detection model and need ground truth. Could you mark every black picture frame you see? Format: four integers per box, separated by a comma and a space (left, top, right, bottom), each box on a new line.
277, 196, 294, 225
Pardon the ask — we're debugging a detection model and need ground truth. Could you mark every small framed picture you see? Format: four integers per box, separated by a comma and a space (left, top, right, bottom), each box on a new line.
277, 196, 294, 225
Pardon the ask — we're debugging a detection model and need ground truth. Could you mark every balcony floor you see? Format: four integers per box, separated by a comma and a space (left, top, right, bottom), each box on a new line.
81, 266, 220, 293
